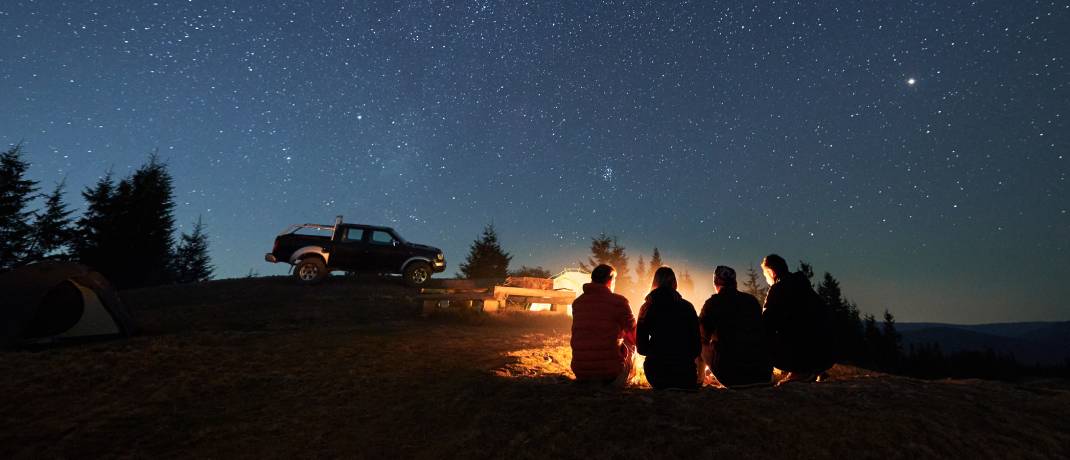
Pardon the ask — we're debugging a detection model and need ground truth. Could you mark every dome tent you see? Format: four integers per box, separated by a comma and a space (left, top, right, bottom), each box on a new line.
0, 262, 133, 349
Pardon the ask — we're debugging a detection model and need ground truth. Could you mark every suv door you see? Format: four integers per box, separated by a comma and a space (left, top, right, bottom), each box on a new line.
364, 230, 407, 273
330, 227, 370, 271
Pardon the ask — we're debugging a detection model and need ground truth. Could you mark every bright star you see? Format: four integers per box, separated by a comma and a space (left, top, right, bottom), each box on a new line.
906, 77, 916, 86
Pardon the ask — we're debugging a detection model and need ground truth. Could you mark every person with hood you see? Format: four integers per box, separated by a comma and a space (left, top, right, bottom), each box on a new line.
570, 264, 637, 385
699, 265, 772, 388
761, 254, 835, 383
636, 266, 702, 389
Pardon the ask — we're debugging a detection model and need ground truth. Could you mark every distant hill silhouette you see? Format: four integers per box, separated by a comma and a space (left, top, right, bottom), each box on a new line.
898, 321, 1070, 367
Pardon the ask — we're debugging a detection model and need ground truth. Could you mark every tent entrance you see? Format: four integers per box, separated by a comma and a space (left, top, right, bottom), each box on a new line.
60, 281, 120, 337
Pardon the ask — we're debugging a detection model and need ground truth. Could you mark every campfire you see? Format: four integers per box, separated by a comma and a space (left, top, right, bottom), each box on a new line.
496, 339, 722, 389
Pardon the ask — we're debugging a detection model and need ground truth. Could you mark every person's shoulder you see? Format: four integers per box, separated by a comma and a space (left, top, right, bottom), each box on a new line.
609, 292, 630, 306
787, 272, 811, 288
736, 290, 760, 303
576, 290, 628, 306
767, 280, 790, 297
572, 291, 598, 308
738, 291, 762, 311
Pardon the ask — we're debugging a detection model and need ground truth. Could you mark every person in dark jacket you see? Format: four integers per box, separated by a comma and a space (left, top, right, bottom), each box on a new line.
699, 265, 772, 388
570, 264, 637, 385
636, 267, 701, 390
761, 254, 835, 383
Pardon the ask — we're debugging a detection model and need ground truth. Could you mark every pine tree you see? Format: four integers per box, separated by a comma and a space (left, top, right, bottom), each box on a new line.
634, 255, 647, 288
579, 233, 630, 293
862, 313, 881, 369
649, 247, 663, 273
680, 270, 695, 299
817, 272, 843, 311
842, 299, 865, 362
122, 155, 177, 287
880, 309, 902, 371
106, 178, 136, 285
458, 224, 512, 280
174, 215, 214, 283
28, 179, 75, 262
88, 156, 178, 288
819, 272, 857, 362
0, 144, 38, 270
742, 264, 769, 304
797, 260, 815, 286
74, 172, 118, 275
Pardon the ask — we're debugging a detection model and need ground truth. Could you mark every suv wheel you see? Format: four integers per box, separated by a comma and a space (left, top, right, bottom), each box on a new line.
403, 262, 432, 287
294, 258, 328, 285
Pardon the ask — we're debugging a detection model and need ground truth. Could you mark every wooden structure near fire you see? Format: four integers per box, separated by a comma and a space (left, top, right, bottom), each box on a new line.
418, 277, 575, 315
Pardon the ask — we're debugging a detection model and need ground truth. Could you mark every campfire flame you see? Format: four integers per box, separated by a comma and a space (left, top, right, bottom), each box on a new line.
497, 340, 724, 389
630, 354, 648, 387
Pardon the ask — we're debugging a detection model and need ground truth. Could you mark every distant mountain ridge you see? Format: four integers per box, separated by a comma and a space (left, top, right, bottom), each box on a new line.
897, 321, 1070, 366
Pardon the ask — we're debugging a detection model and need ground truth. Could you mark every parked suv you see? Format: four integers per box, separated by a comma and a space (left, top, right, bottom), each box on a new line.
265, 216, 446, 286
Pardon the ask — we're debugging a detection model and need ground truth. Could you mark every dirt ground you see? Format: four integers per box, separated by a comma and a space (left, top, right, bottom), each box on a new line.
2, 277, 1069, 459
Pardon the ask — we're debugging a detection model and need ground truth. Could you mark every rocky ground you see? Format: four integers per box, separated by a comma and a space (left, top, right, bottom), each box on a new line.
2, 276, 1068, 458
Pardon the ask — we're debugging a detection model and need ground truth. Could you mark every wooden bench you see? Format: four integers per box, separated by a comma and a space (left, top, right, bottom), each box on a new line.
417, 284, 576, 315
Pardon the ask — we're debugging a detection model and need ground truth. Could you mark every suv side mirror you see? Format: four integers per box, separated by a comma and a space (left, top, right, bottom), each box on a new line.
392, 240, 399, 247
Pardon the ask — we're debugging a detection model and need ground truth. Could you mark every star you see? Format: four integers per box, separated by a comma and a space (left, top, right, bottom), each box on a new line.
906, 77, 917, 86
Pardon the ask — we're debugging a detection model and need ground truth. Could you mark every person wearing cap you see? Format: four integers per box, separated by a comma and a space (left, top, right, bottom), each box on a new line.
699, 266, 772, 388
761, 254, 836, 384
636, 266, 702, 389
570, 264, 637, 385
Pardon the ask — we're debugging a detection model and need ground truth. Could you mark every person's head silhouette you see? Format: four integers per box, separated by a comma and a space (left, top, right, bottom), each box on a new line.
761, 254, 789, 285
713, 265, 736, 293
591, 264, 616, 292
650, 266, 677, 291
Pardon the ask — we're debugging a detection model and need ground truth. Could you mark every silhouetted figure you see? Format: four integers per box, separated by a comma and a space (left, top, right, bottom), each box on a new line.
570, 264, 637, 385
637, 267, 701, 389
761, 254, 835, 383
700, 266, 772, 388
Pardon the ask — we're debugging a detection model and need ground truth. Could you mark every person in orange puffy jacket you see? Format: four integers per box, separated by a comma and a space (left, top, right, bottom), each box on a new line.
570, 264, 637, 385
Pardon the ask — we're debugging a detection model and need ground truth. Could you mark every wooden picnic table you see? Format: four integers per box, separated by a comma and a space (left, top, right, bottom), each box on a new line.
417, 279, 576, 315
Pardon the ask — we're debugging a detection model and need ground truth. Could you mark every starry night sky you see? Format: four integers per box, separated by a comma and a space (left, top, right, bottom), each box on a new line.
2, 1, 1067, 323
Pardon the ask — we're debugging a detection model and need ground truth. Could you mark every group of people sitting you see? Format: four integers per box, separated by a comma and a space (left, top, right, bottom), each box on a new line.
570, 254, 835, 389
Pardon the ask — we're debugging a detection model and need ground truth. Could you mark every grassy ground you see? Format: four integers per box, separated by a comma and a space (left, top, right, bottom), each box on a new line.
1, 276, 1068, 458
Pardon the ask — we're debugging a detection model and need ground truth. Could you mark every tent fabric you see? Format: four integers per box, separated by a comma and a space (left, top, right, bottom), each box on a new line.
60, 281, 120, 337
0, 262, 133, 348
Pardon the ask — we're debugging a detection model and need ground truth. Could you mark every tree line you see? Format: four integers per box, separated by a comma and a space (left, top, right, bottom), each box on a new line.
457, 226, 698, 296
0, 144, 213, 288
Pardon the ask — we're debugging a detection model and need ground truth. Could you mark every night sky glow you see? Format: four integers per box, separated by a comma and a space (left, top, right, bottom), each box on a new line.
2, 1, 1067, 323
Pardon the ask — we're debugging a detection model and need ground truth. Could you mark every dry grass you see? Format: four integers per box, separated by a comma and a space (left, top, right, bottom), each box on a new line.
1, 276, 1068, 458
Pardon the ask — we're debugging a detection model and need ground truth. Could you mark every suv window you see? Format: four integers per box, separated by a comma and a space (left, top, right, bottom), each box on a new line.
343, 228, 365, 242
293, 226, 333, 237
369, 230, 395, 246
